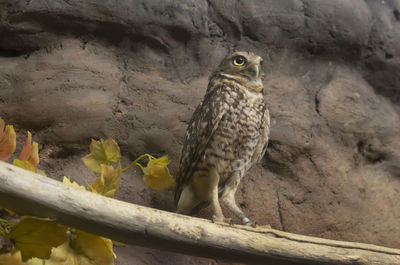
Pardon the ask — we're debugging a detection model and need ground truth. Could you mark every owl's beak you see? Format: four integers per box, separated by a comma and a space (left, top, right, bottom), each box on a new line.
249, 64, 260, 79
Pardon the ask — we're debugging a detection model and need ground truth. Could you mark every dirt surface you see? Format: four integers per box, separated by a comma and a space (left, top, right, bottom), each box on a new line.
1, 0, 400, 264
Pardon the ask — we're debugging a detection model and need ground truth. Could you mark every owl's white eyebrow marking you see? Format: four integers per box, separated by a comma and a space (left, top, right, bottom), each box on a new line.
220, 73, 262, 89
220, 73, 241, 80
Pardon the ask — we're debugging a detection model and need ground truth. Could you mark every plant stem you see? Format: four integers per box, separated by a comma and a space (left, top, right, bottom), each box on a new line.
0, 225, 7, 236
122, 154, 154, 172
0, 218, 17, 226
0, 218, 18, 235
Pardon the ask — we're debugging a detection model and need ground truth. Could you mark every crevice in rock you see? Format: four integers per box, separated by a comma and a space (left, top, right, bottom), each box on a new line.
8, 12, 171, 54
312, 65, 337, 130
299, 0, 312, 18
357, 140, 386, 164
61, 0, 72, 6
0, 48, 28, 57
263, 141, 298, 181
276, 191, 286, 231
314, 93, 321, 116
328, 29, 336, 40
166, 25, 191, 44
305, 154, 326, 186
394, 9, 400, 21
205, 0, 241, 42
361, 3, 400, 104
242, 22, 259, 42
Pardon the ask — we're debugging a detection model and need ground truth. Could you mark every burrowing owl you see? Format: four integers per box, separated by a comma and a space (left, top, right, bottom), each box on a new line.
175, 51, 270, 225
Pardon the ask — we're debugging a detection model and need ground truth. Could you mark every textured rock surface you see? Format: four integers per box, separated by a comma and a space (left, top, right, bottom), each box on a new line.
1, 0, 400, 264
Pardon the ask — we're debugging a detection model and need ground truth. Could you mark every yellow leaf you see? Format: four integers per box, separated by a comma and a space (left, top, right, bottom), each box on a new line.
0, 251, 23, 265
82, 140, 106, 174
13, 159, 36, 172
90, 139, 107, 162
82, 139, 121, 174
112, 241, 125, 247
0, 251, 40, 265
45, 234, 115, 265
81, 154, 102, 174
40, 242, 79, 265
103, 138, 121, 163
18, 132, 39, 167
12, 160, 46, 176
13, 132, 44, 175
0, 118, 16, 161
35, 169, 46, 176
71, 230, 115, 265
25, 257, 44, 265
89, 163, 121, 198
63, 176, 86, 190
142, 155, 176, 192
7, 217, 67, 261
29, 142, 40, 167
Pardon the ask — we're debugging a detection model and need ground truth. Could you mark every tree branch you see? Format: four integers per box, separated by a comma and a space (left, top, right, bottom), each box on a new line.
0, 161, 399, 264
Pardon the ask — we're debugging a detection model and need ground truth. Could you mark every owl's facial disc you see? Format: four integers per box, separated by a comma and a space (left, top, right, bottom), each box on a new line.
218, 52, 264, 92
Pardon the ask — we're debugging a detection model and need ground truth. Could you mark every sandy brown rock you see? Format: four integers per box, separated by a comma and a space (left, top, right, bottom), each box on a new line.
1, 0, 400, 264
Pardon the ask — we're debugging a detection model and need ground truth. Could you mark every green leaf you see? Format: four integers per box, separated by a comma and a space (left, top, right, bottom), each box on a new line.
7, 217, 67, 261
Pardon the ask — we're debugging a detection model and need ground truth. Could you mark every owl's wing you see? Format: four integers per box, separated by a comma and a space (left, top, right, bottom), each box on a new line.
251, 106, 270, 165
175, 86, 227, 202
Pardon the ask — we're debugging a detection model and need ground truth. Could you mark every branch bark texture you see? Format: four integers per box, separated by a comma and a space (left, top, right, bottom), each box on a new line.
0, 162, 399, 265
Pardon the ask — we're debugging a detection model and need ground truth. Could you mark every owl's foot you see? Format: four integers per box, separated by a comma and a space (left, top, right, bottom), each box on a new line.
251, 221, 259, 228
212, 215, 233, 225
242, 217, 259, 227
242, 217, 252, 226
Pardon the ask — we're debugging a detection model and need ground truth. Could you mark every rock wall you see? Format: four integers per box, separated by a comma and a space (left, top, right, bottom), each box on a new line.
1, 0, 400, 264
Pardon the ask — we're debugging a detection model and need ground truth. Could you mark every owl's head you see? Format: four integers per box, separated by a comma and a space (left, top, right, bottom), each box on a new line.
213, 51, 264, 92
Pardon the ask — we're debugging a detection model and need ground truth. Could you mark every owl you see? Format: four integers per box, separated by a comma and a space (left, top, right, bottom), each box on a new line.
175, 51, 270, 225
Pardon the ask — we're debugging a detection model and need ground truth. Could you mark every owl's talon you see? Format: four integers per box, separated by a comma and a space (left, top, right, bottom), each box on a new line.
224, 218, 233, 225
211, 216, 233, 224
242, 217, 252, 226
211, 215, 217, 223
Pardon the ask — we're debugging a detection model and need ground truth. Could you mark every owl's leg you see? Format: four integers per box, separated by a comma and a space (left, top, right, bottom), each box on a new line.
209, 168, 230, 223
221, 172, 252, 225
176, 184, 200, 215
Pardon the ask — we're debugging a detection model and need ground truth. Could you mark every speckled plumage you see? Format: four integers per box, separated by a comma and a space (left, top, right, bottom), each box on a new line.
175, 51, 270, 224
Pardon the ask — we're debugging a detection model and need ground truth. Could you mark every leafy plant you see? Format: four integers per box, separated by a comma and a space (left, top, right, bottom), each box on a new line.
0, 118, 16, 161
0, 117, 176, 264
13, 131, 45, 175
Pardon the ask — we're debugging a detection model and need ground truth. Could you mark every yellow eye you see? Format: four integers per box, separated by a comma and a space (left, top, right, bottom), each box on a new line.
233, 56, 246, 66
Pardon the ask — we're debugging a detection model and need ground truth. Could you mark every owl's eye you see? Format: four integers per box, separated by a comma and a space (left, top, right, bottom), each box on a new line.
233, 56, 246, 66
